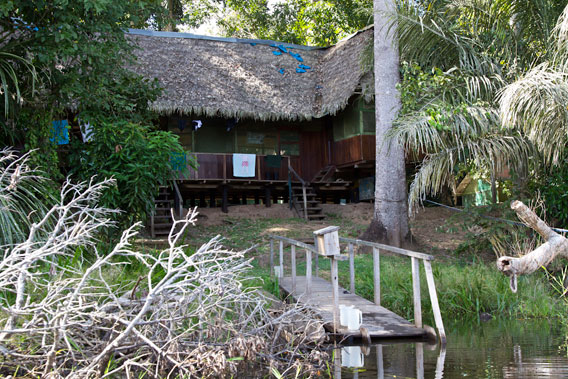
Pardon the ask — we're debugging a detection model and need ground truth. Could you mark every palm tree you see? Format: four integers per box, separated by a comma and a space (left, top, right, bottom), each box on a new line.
386, 0, 566, 210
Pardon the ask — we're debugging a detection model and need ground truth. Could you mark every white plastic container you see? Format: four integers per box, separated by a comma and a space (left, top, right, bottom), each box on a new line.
341, 345, 364, 367
339, 304, 363, 331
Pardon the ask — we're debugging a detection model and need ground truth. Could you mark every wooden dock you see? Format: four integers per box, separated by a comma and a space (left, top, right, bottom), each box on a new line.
280, 276, 427, 339
270, 232, 447, 345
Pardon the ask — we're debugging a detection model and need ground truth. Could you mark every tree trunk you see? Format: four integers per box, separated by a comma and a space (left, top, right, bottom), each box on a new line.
497, 200, 568, 292
363, 0, 409, 247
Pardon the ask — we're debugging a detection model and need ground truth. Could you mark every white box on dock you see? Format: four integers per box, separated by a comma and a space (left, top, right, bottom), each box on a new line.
313, 226, 340, 256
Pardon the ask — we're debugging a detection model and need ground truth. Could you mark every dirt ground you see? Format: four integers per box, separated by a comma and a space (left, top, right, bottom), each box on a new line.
192, 202, 468, 256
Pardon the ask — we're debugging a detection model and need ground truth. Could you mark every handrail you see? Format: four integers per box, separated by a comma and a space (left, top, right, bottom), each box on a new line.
287, 165, 308, 220
172, 180, 183, 219
339, 237, 434, 261
269, 234, 318, 253
269, 233, 446, 346
287, 164, 305, 185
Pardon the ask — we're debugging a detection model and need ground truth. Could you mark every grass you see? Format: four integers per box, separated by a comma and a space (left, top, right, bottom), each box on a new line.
183, 215, 566, 324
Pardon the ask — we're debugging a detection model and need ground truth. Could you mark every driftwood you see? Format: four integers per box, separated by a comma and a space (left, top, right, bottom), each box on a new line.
497, 200, 568, 292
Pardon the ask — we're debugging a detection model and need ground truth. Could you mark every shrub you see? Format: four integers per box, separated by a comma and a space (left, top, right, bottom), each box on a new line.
69, 121, 192, 227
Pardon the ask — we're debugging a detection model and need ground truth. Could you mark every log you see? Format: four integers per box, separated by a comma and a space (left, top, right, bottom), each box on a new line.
496, 200, 568, 292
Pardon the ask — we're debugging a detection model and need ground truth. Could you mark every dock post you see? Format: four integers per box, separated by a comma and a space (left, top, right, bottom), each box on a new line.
411, 257, 422, 328
416, 342, 424, 379
330, 256, 340, 332
373, 247, 380, 305
279, 241, 284, 276
424, 260, 447, 345
377, 345, 384, 379
269, 239, 274, 277
291, 244, 296, 295
313, 236, 319, 278
305, 248, 312, 296
349, 243, 355, 294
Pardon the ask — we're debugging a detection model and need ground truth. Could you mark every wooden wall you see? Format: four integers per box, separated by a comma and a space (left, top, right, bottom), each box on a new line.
331, 134, 375, 167
299, 131, 328, 181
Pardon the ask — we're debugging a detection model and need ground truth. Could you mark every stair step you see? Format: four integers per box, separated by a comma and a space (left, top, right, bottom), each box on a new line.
153, 223, 173, 227
155, 199, 173, 203
154, 215, 173, 220
299, 207, 322, 211
307, 214, 326, 220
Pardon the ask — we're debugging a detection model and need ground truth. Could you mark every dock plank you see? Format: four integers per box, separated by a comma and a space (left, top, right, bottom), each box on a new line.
280, 276, 426, 339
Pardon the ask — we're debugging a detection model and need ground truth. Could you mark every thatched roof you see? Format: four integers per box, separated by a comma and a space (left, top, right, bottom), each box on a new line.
128, 27, 373, 121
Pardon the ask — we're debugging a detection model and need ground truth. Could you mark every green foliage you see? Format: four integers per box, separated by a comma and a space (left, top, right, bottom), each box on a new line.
0, 0, 164, 175
391, 1, 567, 207
0, 149, 56, 246
531, 159, 568, 227
219, 0, 372, 46
447, 202, 536, 258
68, 121, 189, 227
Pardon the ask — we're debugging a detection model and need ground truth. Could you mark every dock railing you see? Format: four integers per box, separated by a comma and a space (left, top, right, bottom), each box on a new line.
268, 234, 446, 345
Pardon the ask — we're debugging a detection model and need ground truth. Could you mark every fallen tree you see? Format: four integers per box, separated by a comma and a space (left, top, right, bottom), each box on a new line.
497, 200, 568, 292
0, 149, 328, 378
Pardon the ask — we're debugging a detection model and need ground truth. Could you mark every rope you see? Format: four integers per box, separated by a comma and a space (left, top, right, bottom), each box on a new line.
423, 199, 568, 234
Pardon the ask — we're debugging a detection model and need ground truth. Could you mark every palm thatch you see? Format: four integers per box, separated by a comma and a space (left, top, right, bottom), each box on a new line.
128, 27, 373, 121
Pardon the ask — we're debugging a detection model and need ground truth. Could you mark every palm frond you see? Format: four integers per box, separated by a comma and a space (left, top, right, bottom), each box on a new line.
499, 63, 568, 165
0, 148, 55, 247
407, 133, 532, 210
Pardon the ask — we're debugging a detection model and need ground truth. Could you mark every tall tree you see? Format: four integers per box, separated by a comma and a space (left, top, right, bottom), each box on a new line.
364, 0, 409, 246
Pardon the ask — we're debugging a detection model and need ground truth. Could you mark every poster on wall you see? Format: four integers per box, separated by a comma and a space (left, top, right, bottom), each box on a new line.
247, 132, 264, 144
359, 177, 375, 201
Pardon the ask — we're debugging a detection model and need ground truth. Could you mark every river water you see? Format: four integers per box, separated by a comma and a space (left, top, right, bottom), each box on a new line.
335, 319, 568, 378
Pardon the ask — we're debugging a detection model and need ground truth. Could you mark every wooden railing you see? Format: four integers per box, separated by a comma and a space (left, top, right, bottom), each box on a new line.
287, 164, 308, 220
172, 180, 183, 219
339, 237, 446, 345
268, 234, 446, 345
177, 153, 297, 181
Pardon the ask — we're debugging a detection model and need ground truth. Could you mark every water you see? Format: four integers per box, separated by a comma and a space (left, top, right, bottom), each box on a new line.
335, 319, 568, 378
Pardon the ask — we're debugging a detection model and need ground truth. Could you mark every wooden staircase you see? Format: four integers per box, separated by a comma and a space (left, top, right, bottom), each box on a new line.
150, 186, 174, 237
150, 182, 183, 238
288, 165, 325, 221
311, 165, 337, 183
290, 183, 325, 221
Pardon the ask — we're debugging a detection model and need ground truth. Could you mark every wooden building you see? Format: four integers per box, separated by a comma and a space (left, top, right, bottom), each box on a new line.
128, 26, 377, 228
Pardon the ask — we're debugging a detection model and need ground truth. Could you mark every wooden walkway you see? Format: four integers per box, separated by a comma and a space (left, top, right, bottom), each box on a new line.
280, 276, 427, 339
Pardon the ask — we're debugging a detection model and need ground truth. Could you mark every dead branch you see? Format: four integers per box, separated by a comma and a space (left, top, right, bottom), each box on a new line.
497, 200, 568, 292
0, 149, 329, 378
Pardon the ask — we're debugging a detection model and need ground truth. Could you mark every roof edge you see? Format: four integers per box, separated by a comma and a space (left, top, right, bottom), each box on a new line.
128, 28, 323, 51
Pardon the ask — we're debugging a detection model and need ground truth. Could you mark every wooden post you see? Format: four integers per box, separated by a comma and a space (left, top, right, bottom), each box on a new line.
209, 190, 215, 208
411, 257, 422, 328
221, 185, 228, 213
331, 256, 340, 332
416, 342, 424, 379
424, 260, 447, 345
373, 247, 380, 305
279, 241, 284, 275
223, 154, 227, 181
291, 244, 296, 295
349, 243, 355, 294
264, 186, 271, 208
376, 344, 384, 379
302, 186, 308, 220
305, 248, 312, 296
269, 239, 274, 277
313, 236, 319, 278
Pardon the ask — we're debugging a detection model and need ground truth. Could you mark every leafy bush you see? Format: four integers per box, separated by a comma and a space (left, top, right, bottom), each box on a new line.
531, 161, 568, 227
69, 121, 192, 227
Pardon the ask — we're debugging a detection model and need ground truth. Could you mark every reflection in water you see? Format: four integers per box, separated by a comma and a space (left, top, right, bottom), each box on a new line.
334, 319, 568, 378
